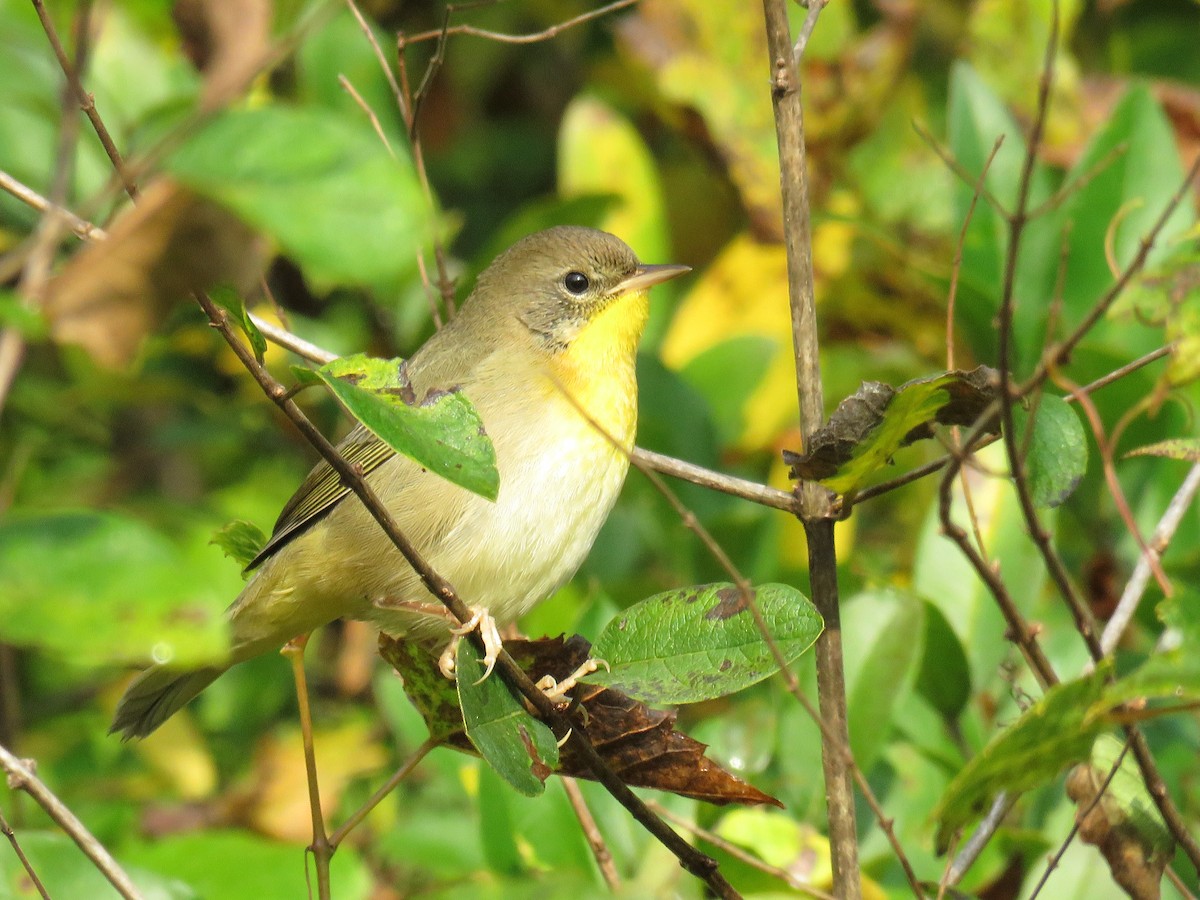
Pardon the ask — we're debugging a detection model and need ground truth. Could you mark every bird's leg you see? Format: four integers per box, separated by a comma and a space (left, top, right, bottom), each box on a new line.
437, 606, 504, 683
536, 658, 609, 704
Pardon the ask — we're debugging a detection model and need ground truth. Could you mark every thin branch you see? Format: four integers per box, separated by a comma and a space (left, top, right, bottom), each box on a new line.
947, 793, 1016, 885
631, 447, 797, 512
1100, 463, 1200, 655
561, 777, 621, 891
1021, 152, 1200, 398
194, 292, 739, 899
791, 0, 828, 62
912, 120, 1009, 221
343, 0, 409, 121
0, 742, 144, 900
1125, 712, 1200, 873
646, 801, 836, 900
337, 74, 397, 159
329, 738, 435, 847
0, 170, 105, 241
938, 411, 1060, 690
1027, 741, 1131, 900
760, 4, 857, 893
30, 0, 137, 198
283, 637, 331, 900
403, 0, 638, 45
0, 805, 50, 900
1052, 371, 1170, 596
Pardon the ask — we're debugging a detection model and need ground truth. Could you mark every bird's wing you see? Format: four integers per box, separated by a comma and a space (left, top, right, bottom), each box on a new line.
245, 422, 395, 571
245, 319, 491, 572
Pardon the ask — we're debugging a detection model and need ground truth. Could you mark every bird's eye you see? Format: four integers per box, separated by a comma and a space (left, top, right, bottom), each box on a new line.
564, 271, 590, 295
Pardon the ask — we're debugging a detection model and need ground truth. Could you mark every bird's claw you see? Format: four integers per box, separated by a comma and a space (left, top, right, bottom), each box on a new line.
437, 607, 503, 683
535, 657, 608, 704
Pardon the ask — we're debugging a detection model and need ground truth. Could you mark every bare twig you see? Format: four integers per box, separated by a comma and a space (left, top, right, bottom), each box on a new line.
343, 0, 409, 120
631, 447, 798, 512
0, 805, 50, 900
647, 801, 836, 900
562, 777, 621, 891
403, 0, 637, 45
912, 121, 1009, 221
329, 738, 435, 847
760, 3, 858, 892
282, 637, 331, 900
338, 74, 397, 159
194, 292, 739, 898
1027, 741, 1130, 899
0, 743, 143, 900
1021, 152, 1200, 398
947, 792, 1016, 885
938, 412, 1060, 691
0, 170, 105, 241
30, 0, 137, 198
1052, 371, 1170, 596
791, 0, 828, 62
1101, 463, 1200, 655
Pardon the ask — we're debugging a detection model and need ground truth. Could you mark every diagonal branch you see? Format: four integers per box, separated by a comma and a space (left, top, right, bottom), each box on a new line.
0, 743, 143, 900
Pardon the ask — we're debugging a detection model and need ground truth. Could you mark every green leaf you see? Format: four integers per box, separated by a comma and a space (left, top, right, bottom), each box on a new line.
785, 367, 998, 496
915, 448, 1055, 694
122, 829, 370, 900
289, 364, 325, 388
917, 600, 972, 719
209, 520, 267, 571
0, 289, 47, 338
0, 830, 194, 900
946, 63, 1060, 369
456, 639, 559, 798
165, 105, 430, 287
1014, 396, 1088, 508
317, 353, 499, 500
209, 286, 266, 363
842, 590, 926, 774
0, 511, 229, 667
1125, 437, 1200, 462
679, 335, 777, 446
934, 665, 1112, 850
1063, 87, 1195, 327
585, 583, 823, 704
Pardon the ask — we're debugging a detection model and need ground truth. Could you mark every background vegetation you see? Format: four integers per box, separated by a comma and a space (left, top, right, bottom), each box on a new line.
1, 0, 1199, 898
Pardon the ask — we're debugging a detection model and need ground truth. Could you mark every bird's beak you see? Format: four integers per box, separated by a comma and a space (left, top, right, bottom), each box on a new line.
616, 263, 691, 294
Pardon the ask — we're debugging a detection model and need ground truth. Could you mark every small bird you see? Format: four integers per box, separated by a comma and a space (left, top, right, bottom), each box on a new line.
111, 226, 688, 739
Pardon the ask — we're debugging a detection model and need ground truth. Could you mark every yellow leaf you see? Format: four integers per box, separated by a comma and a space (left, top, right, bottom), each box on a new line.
661, 233, 790, 368
248, 718, 387, 842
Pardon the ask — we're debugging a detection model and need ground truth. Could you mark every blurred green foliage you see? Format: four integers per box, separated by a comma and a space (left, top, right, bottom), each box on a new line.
2, 0, 1200, 897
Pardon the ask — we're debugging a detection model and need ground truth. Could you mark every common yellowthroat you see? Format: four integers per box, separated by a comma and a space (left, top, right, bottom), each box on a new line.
111, 226, 688, 739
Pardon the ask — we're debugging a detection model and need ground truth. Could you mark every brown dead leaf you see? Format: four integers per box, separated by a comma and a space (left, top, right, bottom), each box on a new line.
43, 179, 266, 368
173, 0, 273, 110
381, 633, 783, 808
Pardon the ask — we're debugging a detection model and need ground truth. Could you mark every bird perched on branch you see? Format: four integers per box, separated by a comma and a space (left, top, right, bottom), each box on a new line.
111, 226, 688, 739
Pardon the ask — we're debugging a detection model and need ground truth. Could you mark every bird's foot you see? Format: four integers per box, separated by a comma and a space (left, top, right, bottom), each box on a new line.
437, 606, 503, 683
536, 657, 609, 704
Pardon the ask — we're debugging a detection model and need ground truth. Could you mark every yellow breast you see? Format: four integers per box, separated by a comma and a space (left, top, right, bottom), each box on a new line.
544, 288, 649, 450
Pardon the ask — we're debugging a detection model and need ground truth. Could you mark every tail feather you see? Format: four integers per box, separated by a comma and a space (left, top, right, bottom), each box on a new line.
109, 664, 227, 740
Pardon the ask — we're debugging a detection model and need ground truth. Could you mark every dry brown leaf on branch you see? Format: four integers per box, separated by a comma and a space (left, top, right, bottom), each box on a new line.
43, 180, 267, 368
380, 633, 784, 808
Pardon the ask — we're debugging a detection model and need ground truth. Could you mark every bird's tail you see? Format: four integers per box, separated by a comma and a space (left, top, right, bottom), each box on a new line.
109, 663, 228, 740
